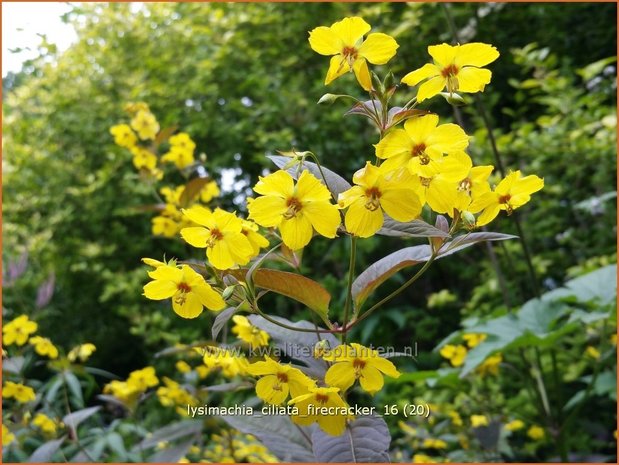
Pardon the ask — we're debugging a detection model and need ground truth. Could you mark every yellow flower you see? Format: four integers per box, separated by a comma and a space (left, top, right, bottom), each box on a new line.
309, 16, 399, 91
130, 109, 160, 140
527, 425, 545, 440
2, 424, 15, 445
337, 163, 422, 238
157, 377, 198, 411
3, 315, 38, 346
169, 133, 196, 152
68, 343, 97, 363
32, 413, 57, 435
202, 347, 249, 378
470, 170, 544, 226
240, 220, 270, 258
289, 386, 352, 436
585, 346, 601, 359
29, 336, 59, 359
247, 170, 340, 250
3, 381, 36, 403
505, 419, 525, 432
130, 146, 158, 171
246, 356, 315, 405
453, 158, 494, 213
231, 315, 270, 348
413, 454, 438, 463
422, 438, 448, 449
402, 42, 499, 102
143, 264, 225, 319
181, 207, 254, 270
611, 334, 617, 345
471, 414, 489, 427
439, 344, 467, 367
142, 257, 168, 268
462, 333, 487, 348
477, 353, 502, 376
110, 124, 137, 148
324, 343, 400, 395
127, 366, 159, 391
162, 147, 195, 170
104, 380, 139, 404
176, 360, 192, 373
200, 180, 221, 204
375, 114, 469, 176
152, 216, 180, 238
448, 410, 463, 426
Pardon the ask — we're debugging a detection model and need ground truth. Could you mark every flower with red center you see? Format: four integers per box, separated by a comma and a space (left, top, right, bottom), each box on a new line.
143, 264, 225, 319
289, 386, 352, 436
401, 42, 500, 102
309, 16, 399, 91
246, 356, 315, 405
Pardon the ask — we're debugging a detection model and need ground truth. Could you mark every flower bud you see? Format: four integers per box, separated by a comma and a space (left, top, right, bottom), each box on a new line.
440, 92, 467, 106
462, 211, 477, 229
221, 285, 236, 301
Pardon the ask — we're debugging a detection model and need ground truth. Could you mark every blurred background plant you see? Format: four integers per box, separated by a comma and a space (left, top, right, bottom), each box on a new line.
3, 2, 616, 462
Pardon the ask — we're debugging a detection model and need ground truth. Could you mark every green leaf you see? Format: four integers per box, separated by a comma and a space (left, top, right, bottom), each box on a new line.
150, 438, 196, 463
577, 56, 617, 81
268, 155, 351, 197
437, 232, 518, 257
132, 420, 203, 451
221, 414, 314, 462
542, 264, 617, 305
63, 406, 101, 433
227, 268, 331, 320
378, 218, 450, 238
64, 371, 84, 408
311, 415, 390, 462
211, 306, 239, 341
28, 436, 66, 462
106, 432, 128, 461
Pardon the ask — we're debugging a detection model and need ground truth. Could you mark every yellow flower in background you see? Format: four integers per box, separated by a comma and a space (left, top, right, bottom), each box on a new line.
130, 109, 160, 140
470, 170, 544, 226
422, 438, 448, 449
32, 413, 57, 436
169, 132, 196, 153
247, 356, 315, 405
162, 132, 196, 170
3, 315, 38, 346
110, 124, 137, 148
68, 343, 97, 363
130, 146, 158, 171
413, 454, 438, 463
231, 315, 270, 348
3, 381, 36, 403
375, 114, 469, 176
181, 207, 254, 270
127, 366, 159, 391
202, 347, 249, 378
309, 16, 399, 91
157, 377, 198, 413
462, 333, 487, 349
240, 220, 270, 257
2, 424, 15, 445
338, 163, 422, 238
470, 414, 489, 428
527, 425, 545, 440
29, 336, 59, 359
439, 344, 467, 367
152, 216, 179, 238
505, 419, 525, 432
448, 410, 463, 426
200, 180, 221, 204
324, 343, 400, 395
176, 360, 192, 374
585, 346, 601, 359
247, 170, 340, 250
289, 386, 352, 436
402, 42, 499, 102
477, 353, 502, 376
103, 380, 139, 404
143, 264, 226, 318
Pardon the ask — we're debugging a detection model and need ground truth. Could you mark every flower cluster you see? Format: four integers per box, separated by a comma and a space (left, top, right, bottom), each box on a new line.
103, 366, 159, 407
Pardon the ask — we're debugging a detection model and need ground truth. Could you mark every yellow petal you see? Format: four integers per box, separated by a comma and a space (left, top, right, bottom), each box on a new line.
469, 191, 498, 213
352, 57, 372, 91
193, 284, 226, 312
182, 205, 214, 227
370, 357, 401, 379
280, 214, 313, 250
143, 280, 177, 300
330, 16, 371, 46
338, 186, 365, 209
380, 189, 421, 222
225, 232, 254, 265
308, 26, 342, 55
404, 114, 440, 144
325, 54, 350, 85
511, 175, 544, 198
207, 240, 236, 270
375, 128, 413, 160
428, 43, 457, 67
325, 362, 357, 392
254, 170, 294, 197
302, 201, 340, 239
148, 265, 183, 281
344, 199, 384, 238
401, 63, 441, 86
426, 178, 458, 214
256, 376, 289, 405
454, 42, 499, 68
296, 171, 332, 202
359, 366, 384, 394
427, 123, 470, 154
180, 227, 210, 248
172, 292, 203, 319
247, 195, 287, 227
416, 76, 446, 102
456, 67, 492, 93
476, 203, 501, 226
358, 33, 398, 64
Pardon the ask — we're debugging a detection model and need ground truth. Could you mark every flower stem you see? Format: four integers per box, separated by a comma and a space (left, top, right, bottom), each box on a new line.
341, 236, 358, 344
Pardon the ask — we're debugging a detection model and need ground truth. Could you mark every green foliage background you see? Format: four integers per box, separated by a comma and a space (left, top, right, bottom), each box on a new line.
3, 3, 617, 461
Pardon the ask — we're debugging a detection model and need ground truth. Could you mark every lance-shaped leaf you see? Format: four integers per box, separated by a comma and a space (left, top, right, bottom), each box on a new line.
63, 406, 101, 434
227, 268, 331, 320
211, 306, 240, 341
179, 176, 212, 207
312, 415, 390, 462
377, 217, 450, 238
436, 232, 518, 258
267, 155, 351, 197
154, 125, 178, 146
28, 437, 66, 463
